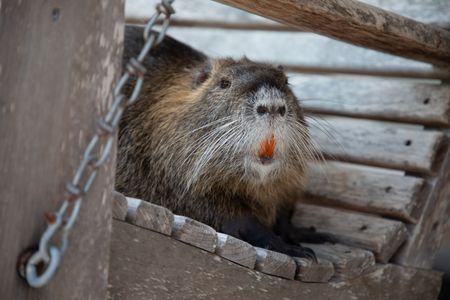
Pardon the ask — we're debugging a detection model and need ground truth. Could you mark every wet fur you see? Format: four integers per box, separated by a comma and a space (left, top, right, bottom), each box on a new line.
116, 26, 324, 255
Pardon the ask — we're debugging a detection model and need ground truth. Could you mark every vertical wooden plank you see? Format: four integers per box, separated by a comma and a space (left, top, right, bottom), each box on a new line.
0, 0, 124, 299
394, 138, 450, 268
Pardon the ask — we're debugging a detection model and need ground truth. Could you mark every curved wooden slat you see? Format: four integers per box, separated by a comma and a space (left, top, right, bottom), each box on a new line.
308, 116, 445, 174
291, 76, 450, 126
305, 162, 426, 223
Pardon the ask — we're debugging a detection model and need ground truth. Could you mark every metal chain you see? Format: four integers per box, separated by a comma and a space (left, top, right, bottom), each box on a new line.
23, 0, 175, 288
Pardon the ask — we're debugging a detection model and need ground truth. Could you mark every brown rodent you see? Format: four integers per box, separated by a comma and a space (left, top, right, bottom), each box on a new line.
116, 26, 331, 260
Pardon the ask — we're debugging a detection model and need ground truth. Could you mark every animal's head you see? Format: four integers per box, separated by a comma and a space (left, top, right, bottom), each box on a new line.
163, 57, 316, 196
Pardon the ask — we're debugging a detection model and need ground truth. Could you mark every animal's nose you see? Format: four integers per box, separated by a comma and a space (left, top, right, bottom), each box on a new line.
256, 104, 286, 117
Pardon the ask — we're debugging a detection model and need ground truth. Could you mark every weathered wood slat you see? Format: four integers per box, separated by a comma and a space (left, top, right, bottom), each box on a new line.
394, 139, 450, 268
172, 215, 218, 252
125, 197, 174, 235
294, 257, 335, 283
254, 247, 297, 280
166, 28, 432, 73
305, 162, 426, 223
309, 116, 445, 174
292, 204, 408, 263
110, 220, 443, 300
291, 75, 450, 126
212, 0, 450, 66
216, 233, 257, 269
112, 191, 128, 221
305, 243, 376, 280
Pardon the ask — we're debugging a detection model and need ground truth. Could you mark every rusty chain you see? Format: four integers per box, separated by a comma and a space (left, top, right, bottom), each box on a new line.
22, 0, 175, 288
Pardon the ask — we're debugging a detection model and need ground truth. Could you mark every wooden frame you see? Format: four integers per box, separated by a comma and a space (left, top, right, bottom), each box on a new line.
0, 1, 124, 299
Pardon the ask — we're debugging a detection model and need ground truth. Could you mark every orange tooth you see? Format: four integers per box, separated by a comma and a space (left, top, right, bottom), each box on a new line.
259, 134, 276, 158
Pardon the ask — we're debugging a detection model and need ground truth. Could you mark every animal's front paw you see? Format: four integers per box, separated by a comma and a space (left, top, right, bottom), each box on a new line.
288, 226, 337, 245
282, 244, 317, 263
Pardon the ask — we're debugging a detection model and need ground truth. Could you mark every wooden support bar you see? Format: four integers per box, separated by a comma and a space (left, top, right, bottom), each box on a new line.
292, 204, 408, 263
212, 0, 450, 66
0, 1, 123, 298
215, 233, 257, 268
166, 28, 450, 80
127, 17, 298, 31
309, 116, 445, 175
291, 76, 450, 127
125, 197, 174, 236
172, 215, 218, 252
294, 257, 335, 283
254, 248, 297, 280
128, 0, 450, 29
305, 243, 376, 280
305, 162, 426, 223
394, 139, 450, 268
112, 191, 128, 221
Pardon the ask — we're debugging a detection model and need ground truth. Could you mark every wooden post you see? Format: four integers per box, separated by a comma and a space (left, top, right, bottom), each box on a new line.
0, 0, 124, 299
212, 0, 450, 66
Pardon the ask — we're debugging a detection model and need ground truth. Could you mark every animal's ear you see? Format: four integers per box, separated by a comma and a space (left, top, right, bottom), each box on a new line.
241, 56, 251, 63
192, 61, 212, 88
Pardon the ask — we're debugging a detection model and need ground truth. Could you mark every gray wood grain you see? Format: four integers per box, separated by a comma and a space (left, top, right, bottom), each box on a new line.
292, 204, 408, 263
0, 0, 124, 298
215, 233, 256, 269
305, 162, 426, 223
172, 215, 217, 252
291, 75, 450, 127
305, 243, 376, 280
294, 257, 335, 283
126, 197, 174, 235
395, 138, 450, 268
112, 191, 128, 221
213, 0, 450, 66
254, 247, 297, 280
309, 116, 445, 174
109, 220, 443, 300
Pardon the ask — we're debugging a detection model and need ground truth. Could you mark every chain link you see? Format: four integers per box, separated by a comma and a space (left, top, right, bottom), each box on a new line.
23, 0, 175, 288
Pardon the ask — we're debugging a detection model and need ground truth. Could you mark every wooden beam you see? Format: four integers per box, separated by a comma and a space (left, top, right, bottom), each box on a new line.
212, 0, 450, 66
305, 162, 426, 223
0, 0, 123, 298
292, 204, 408, 263
291, 76, 450, 127
309, 116, 445, 175
165, 28, 450, 80
394, 138, 450, 268
128, 0, 450, 28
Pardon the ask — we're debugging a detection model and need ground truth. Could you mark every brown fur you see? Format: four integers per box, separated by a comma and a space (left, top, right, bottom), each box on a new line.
116, 26, 313, 231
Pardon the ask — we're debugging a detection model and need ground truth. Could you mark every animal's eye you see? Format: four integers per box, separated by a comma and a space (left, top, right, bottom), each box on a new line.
220, 79, 231, 89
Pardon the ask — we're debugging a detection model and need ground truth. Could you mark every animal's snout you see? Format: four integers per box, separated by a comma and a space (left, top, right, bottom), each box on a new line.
256, 104, 286, 117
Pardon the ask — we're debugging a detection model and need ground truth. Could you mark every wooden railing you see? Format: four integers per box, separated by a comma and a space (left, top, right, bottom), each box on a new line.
213, 0, 450, 66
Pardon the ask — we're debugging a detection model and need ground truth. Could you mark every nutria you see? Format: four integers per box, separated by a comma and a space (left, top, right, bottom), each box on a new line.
116, 25, 331, 260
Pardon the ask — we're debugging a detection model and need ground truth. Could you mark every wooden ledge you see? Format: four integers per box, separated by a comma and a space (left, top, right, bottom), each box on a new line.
109, 220, 442, 300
